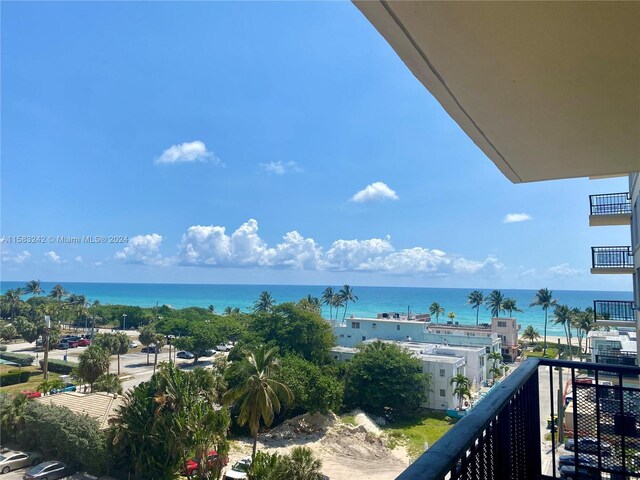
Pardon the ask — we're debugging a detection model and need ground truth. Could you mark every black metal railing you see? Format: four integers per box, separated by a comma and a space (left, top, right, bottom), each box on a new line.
591, 246, 634, 270
589, 192, 632, 216
593, 300, 636, 323
396, 359, 640, 480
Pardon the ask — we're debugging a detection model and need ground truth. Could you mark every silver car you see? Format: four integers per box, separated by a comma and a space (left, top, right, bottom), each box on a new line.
0, 450, 41, 474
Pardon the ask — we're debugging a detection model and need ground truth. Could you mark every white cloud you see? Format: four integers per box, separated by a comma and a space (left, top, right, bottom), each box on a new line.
351, 182, 399, 203
44, 251, 63, 263
0, 247, 31, 265
548, 263, 580, 277
325, 237, 394, 270
74, 256, 83, 262
114, 234, 169, 266
154, 141, 220, 165
503, 213, 532, 223
259, 161, 301, 175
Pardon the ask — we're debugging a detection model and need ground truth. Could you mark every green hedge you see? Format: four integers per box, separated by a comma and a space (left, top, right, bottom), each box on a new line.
40, 359, 76, 374
0, 351, 35, 367
0, 370, 31, 386
0, 345, 7, 351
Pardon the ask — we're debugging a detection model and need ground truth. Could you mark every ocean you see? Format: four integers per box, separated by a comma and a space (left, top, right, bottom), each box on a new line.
0, 281, 633, 336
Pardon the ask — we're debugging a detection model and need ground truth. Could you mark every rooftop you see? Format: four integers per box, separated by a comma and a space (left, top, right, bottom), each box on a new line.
35, 392, 125, 429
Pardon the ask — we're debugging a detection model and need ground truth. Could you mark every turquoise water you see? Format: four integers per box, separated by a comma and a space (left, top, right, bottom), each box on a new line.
1, 281, 632, 336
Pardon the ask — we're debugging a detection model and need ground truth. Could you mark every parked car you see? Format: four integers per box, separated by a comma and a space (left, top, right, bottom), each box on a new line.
559, 464, 600, 480
23, 460, 73, 479
564, 438, 612, 454
129, 341, 138, 348
223, 457, 251, 480
77, 338, 91, 347
176, 351, 195, 359
0, 450, 41, 474
182, 450, 228, 476
216, 343, 233, 352
58, 342, 70, 350
20, 390, 42, 400
558, 453, 599, 468
141, 346, 161, 354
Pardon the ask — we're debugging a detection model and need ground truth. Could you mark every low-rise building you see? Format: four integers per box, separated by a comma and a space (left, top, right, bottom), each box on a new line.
589, 330, 637, 367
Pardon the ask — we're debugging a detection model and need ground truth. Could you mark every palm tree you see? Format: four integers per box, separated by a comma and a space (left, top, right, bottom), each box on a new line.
331, 294, 345, 321
153, 334, 166, 374
93, 373, 123, 394
485, 290, 505, 318
282, 447, 323, 479
139, 324, 156, 365
521, 325, 541, 346
4, 288, 23, 322
321, 287, 335, 320
429, 302, 445, 324
530, 288, 557, 356
37, 378, 64, 395
49, 284, 67, 321
223, 345, 293, 459
0, 394, 27, 441
447, 311, 456, 323
579, 307, 597, 355
208, 304, 215, 314
553, 304, 573, 360
24, 280, 43, 320
96, 332, 130, 374
339, 285, 358, 321
488, 351, 503, 384
501, 298, 523, 318
467, 290, 484, 325
253, 291, 275, 313
78, 345, 110, 391
450, 374, 471, 410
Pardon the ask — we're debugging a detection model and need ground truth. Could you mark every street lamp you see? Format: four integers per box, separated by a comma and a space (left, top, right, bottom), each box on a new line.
122, 314, 127, 331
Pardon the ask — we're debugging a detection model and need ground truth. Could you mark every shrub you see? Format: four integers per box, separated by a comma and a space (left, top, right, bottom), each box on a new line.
0, 370, 30, 386
40, 359, 76, 374
0, 345, 7, 351
0, 351, 35, 367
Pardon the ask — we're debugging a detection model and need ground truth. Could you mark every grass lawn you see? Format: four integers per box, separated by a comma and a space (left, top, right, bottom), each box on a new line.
525, 347, 558, 359
0, 365, 62, 394
382, 410, 456, 459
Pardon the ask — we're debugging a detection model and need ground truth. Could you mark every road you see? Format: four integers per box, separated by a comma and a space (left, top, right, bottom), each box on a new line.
538, 363, 568, 477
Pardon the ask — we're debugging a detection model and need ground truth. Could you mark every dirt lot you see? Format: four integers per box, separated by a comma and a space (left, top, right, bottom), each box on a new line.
227, 410, 410, 480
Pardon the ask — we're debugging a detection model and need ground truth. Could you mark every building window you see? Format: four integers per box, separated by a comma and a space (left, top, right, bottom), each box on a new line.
396, 325, 400, 330
351, 322, 360, 329
480, 357, 485, 367
486, 347, 491, 353
498, 321, 507, 328
347, 335, 351, 338
339, 334, 344, 338
439, 389, 446, 397
439, 369, 445, 377
362, 336, 366, 341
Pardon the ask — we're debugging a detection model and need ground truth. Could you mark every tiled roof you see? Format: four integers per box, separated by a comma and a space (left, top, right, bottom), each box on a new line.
35, 392, 125, 429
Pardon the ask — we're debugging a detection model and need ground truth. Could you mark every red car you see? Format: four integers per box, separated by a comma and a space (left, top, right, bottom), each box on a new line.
77, 338, 91, 347
20, 390, 42, 399
183, 451, 227, 476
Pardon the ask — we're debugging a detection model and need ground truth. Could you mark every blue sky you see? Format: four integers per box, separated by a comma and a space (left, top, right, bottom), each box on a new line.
0, 1, 632, 291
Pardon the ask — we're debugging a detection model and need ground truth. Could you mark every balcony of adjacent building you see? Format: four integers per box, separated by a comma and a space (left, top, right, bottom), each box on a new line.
396, 358, 640, 480
589, 193, 632, 227
593, 300, 637, 329
591, 246, 634, 274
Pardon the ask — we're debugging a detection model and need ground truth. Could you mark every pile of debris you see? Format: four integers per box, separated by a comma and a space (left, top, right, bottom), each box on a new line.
264, 412, 338, 441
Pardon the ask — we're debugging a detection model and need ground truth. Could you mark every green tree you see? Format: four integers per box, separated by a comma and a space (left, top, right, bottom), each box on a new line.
344, 341, 430, 415
553, 304, 573, 360
450, 374, 471, 410
0, 393, 28, 441
297, 295, 321, 315
37, 378, 64, 394
467, 290, 484, 325
501, 298, 523, 317
4, 288, 24, 322
23, 280, 43, 321
485, 290, 505, 318
14, 317, 43, 344
281, 447, 323, 480
331, 294, 345, 321
276, 355, 343, 414
94, 332, 129, 374
78, 345, 110, 391
429, 302, 445, 323
253, 291, 275, 313
223, 345, 293, 459
139, 324, 156, 365
339, 285, 358, 321
0, 324, 17, 342
530, 288, 557, 356
247, 451, 284, 480
447, 311, 456, 323
521, 325, 541, 345
251, 303, 335, 364
93, 373, 123, 394
49, 284, 67, 321
321, 287, 335, 320
172, 322, 222, 363
488, 351, 503, 383
577, 307, 597, 355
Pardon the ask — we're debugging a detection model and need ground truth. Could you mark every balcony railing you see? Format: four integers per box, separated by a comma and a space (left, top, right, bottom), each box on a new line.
593, 300, 636, 323
589, 192, 632, 216
396, 358, 640, 480
591, 246, 634, 272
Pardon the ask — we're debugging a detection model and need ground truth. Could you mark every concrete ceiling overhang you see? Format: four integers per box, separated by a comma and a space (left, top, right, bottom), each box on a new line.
354, 1, 640, 183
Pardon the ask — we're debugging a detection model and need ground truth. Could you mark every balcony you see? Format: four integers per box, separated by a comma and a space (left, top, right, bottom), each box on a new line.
591, 247, 634, 274
593, 300, 637, 328
589, 193, 632, 226
396, 358, 640, 480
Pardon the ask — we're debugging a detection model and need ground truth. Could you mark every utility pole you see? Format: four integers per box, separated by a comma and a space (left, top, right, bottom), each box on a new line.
43, 315, 51, 380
